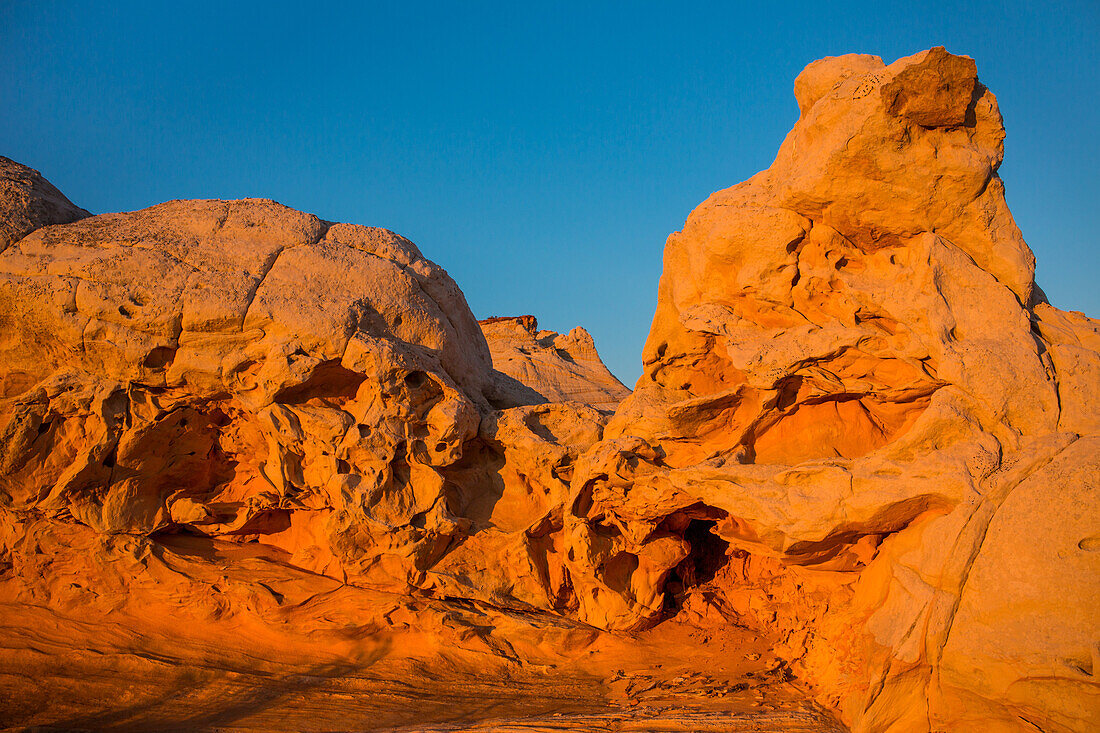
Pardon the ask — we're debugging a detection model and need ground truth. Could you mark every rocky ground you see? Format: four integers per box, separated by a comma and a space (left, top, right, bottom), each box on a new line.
0, 524, 841, 732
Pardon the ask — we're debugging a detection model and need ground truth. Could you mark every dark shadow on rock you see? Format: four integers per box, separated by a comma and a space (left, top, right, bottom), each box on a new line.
483, 369, 548, 410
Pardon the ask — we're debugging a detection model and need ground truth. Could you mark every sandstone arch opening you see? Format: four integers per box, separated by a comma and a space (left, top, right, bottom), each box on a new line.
662, 517, 730, 617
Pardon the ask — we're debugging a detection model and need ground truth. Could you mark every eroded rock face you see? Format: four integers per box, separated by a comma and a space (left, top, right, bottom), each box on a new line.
0, 198, 499, 587
480, 315, 631, 412
0, 192, 628, 618
560, 48, 1100, 731
1, 46, 1097, 733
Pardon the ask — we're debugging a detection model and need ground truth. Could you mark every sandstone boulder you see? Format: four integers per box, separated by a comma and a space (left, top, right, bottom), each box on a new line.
0, 197, 496, 588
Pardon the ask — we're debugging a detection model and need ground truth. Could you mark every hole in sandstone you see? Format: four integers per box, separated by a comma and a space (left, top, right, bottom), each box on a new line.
274, 360, 366, 405
834, 256, 848, 269
404, 370, 426, 388
600, 551, 640, 594
434, 441, 448, 453
663, 518, 729, 617
1078, 536, 1100, 552
336, 458, 350, 473
358, 424, 371, 439
590, 516, 621, 539
392, 315, 403, 328
36, 421, 50, 435
142, 346, 176, 369
118, 305, 132, 317
571, 484, 595, 518
226, 509, 292, 536
208, 408, 231, 427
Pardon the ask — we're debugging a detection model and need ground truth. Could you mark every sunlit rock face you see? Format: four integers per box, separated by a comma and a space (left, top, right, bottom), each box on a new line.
562, 47, 1100, 731
1, 47, 1098, 733
0, 195, 498, 587
0, 172, 621, 620
479, 315, 631, 412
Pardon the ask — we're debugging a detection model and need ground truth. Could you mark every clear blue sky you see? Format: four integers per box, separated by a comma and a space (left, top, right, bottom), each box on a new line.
2, 1, 1097, 385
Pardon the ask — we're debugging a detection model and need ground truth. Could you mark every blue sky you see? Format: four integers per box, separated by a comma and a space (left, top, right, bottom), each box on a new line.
2, 1, 1097, 384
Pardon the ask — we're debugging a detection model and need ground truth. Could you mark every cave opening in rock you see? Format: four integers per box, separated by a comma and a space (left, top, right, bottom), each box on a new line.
663, 518, 730, 616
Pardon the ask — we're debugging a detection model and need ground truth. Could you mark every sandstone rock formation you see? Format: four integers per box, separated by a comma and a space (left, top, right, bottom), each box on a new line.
479, 314, 630, 411
560, 47, 1100, 732
0, 156, 89, 252
0, 160, 830, 730
0, 47, 1097, 733
0, 193, 505, 591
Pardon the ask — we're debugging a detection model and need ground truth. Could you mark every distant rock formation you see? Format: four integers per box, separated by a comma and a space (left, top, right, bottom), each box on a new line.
479, 315, 630, 412
0, 155, 89, 251
0, 48, 1096, 733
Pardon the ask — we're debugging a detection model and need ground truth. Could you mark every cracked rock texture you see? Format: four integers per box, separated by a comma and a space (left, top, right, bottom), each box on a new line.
0, 47, 1097, 733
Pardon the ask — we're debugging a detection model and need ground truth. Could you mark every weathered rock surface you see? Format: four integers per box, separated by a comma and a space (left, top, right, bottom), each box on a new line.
479, 314, 630, 411
0, 197, 502, 591
0, 171, 831, 730
559, 47, 1100, 732
0, 46, 1097, 733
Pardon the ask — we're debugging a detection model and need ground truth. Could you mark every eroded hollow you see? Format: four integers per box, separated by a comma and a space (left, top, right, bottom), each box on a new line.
273, 360, 366, 406
662, 516, 730, 617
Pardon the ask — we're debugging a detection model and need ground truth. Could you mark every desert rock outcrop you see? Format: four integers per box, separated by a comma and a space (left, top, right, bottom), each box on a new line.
0, 195, 502, 589
0, 47, 1097, 733
0, 156, 89, 252
0, 173, 828, 731
560, 47, 1099, 731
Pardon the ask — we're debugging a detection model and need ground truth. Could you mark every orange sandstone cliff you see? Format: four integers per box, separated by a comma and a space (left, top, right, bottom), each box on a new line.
0, 49, 1097, 732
